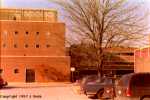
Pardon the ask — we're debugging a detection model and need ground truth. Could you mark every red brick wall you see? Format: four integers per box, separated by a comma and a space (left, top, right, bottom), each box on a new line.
1, 21, 66, 56
0, 20, 70, 82
1, 56, 70, 82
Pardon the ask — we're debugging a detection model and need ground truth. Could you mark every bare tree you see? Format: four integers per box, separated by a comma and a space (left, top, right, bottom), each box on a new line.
53, 0, 149, 77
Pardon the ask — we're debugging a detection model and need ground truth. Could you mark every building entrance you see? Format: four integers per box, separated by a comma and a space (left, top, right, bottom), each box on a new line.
26, 69, 35, 82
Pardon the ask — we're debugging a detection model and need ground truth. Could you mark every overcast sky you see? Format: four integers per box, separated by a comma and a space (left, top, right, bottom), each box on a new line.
1, 0, 150, 7
1, 0, 54, 8
1, 0, 150, 46
1, 0, 150, 20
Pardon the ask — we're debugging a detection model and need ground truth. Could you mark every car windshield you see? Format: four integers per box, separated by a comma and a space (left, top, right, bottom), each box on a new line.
81, 75, 98, 84
94, 77, 112, 84
118, 73, 133, 87
104, 78, 112, 84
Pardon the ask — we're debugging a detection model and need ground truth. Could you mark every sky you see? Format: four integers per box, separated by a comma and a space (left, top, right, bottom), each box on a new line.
1, 0, 150, 24
1, 0, 150, 23
1, 0, 55, 9
1, 0, 150, 8
1, 0, 64, 21
1, 0, 150, 47
1, 0, 150, 13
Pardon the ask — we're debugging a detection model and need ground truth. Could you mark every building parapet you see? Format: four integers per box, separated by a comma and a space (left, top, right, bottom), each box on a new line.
0, 8, 57, 22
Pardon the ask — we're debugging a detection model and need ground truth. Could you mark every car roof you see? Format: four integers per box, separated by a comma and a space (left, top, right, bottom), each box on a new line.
121, 72, 150, 79
119, 73, 150, 86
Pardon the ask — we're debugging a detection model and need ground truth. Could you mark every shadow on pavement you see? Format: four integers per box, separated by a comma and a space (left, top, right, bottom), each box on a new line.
88, 95, 113, 100
88, 95, 98, 99
0, 86, 20, 90
0, 85, 65, 90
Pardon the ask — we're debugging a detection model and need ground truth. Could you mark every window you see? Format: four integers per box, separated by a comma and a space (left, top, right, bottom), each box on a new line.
25, 44, 28, 48
3, 44, 6, 48
13, 16, 16, 20
15, 31, 18, 35
44, 69, 48, 73
46, 44, 50, 48
120, 52, 134, 56
0, 69, 3, 74
26, 31, 29, 35
36, 44, 40, 48
14, 44, 17, 48
14, 69, 19, 74
36, 32, 39, 35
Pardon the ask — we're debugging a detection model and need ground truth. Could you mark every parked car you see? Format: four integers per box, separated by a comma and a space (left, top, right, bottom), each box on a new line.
0, 76, 7, 88
115, 73, 150, 100
80, 75, 114, 99
102, 77, 116, 99
80, 75, 98, 92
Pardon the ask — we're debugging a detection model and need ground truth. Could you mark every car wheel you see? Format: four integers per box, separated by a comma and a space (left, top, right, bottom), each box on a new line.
84, 91, 87, 95
97, 89, 104, 99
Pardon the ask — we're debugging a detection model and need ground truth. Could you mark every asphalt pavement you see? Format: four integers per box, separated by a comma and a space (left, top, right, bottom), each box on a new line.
0, 82, 92, 100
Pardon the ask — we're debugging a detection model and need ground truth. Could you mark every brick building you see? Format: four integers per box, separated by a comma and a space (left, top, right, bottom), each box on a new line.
0, 8, 70, 82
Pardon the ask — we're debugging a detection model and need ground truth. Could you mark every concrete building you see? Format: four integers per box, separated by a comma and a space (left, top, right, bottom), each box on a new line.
68, 44, 135, 78
134, 46, 150, 72
103, 47, 135, 75
0, 8, 70, 82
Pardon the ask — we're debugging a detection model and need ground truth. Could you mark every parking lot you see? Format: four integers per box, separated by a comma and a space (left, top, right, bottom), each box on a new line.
1, 82, 150, 100
0, 82, 92, 100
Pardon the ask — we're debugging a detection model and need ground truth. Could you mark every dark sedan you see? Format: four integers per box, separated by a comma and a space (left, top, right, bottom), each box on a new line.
115, 73, 150, 100
80, 75, 114, 99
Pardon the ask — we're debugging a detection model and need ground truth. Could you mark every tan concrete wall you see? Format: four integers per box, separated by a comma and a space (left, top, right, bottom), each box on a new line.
134, 47, 150, 72
0, 8, 57, 22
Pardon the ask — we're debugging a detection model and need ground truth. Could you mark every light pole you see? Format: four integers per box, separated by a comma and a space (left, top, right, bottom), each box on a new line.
70, 67, 75, 82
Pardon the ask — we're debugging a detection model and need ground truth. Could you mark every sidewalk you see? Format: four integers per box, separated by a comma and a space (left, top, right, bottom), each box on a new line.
72, 82, 83, 95
7, 82, 72, 88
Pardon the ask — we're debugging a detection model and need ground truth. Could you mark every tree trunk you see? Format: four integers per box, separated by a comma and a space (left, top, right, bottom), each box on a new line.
97, 58, 104, 78
96, 46, 104, 78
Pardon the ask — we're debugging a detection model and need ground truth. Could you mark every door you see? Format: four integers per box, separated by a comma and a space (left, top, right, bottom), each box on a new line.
26, 69, 35, 82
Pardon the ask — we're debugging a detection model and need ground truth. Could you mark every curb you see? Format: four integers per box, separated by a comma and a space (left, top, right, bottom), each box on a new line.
6, 82, 72, 88
72, 85, 82, 95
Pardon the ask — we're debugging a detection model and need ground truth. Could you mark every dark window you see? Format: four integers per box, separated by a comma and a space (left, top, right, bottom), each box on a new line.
113, 62, 134, 65
0, 69, 3, 74
13, 16, 16, 20
44, 69, 48, 73
46, 44, 50, 48
118, 74, 133, 87
15, 31, 18, 35
120, 53, 134, 56
36, 32, 39, 35
14, 44, 17, 48
14, 69, 19, 74
36, 44, 40, 48
25, 44, 28, 48
130, 74, 150, 87
3, 44, 6, 47
26, 31, 29, 35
